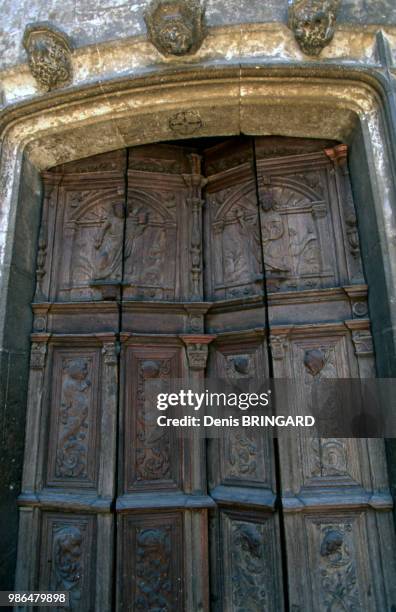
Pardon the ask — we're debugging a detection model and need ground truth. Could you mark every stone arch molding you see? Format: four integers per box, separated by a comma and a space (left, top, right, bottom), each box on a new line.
1, 68, 396, 343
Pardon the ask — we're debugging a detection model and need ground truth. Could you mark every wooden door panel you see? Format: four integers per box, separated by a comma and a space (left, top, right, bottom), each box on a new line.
118, 512, 184, 612
16, 137, 396, 612
208, 331, 275, 494
46, 346, 100, 489
39, 151, 127, 303
38, 513, 97, 611
256, 147, 365, 294
209, 510, 284, 612
121, 340, 183, 494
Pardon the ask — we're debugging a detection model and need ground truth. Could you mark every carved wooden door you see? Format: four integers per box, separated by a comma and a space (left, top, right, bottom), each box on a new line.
16, 137, 396, 611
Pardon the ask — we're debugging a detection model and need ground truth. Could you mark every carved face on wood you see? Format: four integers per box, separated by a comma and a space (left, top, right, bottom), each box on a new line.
145, 0, 205, 56
289, 0, 340, 56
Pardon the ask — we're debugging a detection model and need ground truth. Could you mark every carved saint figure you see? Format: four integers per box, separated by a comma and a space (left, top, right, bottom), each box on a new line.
289, 226, 320, 277
93, 202, 125, 282
288, 0, 340, 56
261, 214, 290, 275
223, 208, 253, 285
53, 525, 83, 606
56, 359, 91, 478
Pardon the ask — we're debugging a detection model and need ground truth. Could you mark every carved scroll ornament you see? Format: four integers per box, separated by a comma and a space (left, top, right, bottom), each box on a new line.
288, 0, 340, 56
145, 0, 206, 56
23, 22, 73, 90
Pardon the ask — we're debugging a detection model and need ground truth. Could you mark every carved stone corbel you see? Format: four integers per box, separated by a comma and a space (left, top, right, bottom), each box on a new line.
181, 335, 216, 371
23, 22, 73, 91
288, 0, 340, 56
145, 0, 206, 57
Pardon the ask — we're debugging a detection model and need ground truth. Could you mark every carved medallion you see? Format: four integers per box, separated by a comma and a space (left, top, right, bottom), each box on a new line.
145, 0, 206, 56
169, 110, 203, 135
23, 22, 73, 91
288, 0, 340, 56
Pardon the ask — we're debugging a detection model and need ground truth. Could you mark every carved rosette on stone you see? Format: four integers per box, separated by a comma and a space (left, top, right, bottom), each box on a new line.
23, 22, 73, 91
181, 335, 216, 371
145, 0, 206, 57
288, 0, 340, 56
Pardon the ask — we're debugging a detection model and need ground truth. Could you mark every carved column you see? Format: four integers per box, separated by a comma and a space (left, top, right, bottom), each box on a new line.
325, 144, 364, 283
183, 154, 207, 301
180, 334, 216, 612
95, 335, 119, 611
15, 335, 50, 591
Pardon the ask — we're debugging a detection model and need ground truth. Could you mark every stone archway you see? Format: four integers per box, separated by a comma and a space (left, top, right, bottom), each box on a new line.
1, 66, 396, 605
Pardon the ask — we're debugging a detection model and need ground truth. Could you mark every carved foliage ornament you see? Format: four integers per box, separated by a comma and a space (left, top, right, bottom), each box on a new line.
23, 22, 73, 91
288, 0, 340, 56
145, 0, 206, 56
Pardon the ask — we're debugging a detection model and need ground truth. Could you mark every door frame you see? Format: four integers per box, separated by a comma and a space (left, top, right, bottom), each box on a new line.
2, 64, 396, 592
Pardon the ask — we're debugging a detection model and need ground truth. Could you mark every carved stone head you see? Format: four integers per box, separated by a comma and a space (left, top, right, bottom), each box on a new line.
145, 0, 206, 56
288, 0, 340, 56
23, 22, 73, 91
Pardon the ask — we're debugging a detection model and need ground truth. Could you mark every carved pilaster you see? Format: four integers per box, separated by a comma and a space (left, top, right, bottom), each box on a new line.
30, 337, 49, 370
98, 336, 119, 499
21, 335, 51, 494
183, 155, 207, 300
346, 321, 375, 378
23, 22, 73, 91
325, 144, 364, 282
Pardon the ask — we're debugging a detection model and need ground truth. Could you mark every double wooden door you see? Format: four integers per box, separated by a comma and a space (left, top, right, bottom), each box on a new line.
16, 136, 396, 610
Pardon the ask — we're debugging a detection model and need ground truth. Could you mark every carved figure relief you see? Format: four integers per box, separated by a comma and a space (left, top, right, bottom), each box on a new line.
135, 359, 172, 483
135, 527, 172, 610
210, 187, 262, 299
124, 199, 176, 300
231, 521, 268, 610
93, 202, 125, 283
288, 0, 340, 56
302, 344, 351, 481
145, 0, 206, 56
56, 358, 92, 479
52, 525, 84, 608
59, 189, 124, 300
259, 178, 331, 292
23, 23, 73, 90
318, 524, 360, 610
